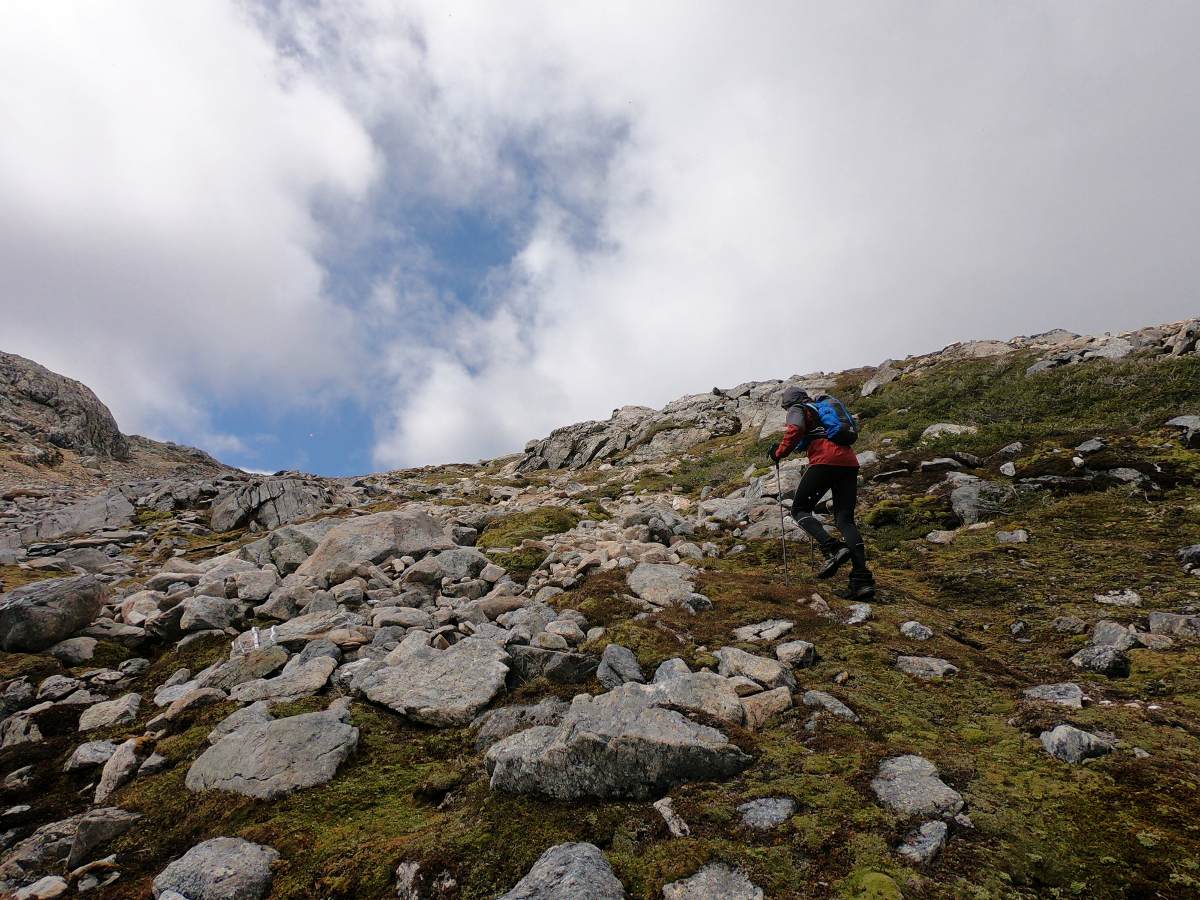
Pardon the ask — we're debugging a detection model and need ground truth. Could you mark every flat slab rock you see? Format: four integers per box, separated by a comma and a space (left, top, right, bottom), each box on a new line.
153, 837, 279, 900
663, 863, 763, 900
486, 685, 751, 801
1023, 683, 1084, 709
870, 755, 963, 818
498, 842, 624, 900
738, 797, 796, 830
359, 637, 509, 727
185, 700, 358, 800
625, 562, 699, 607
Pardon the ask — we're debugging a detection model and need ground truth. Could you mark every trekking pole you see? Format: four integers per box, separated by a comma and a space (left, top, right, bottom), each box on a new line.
775, 461, 789, 585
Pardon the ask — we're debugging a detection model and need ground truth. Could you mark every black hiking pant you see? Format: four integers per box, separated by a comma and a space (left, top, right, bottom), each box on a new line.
790, 464, 870, 573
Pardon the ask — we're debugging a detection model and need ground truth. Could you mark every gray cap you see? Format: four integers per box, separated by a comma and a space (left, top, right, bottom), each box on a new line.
780, 385, 810, 408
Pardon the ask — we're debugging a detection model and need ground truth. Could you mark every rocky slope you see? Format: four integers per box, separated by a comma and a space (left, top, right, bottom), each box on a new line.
0, 352, 230, 492
0, 319, 1198, 900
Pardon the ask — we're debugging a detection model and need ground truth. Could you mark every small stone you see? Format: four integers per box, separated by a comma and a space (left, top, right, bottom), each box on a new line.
846, 603, 872, 624
740, 686, 792, 729
775, 640, 815, 668
1069, 645, 1130, 678
738, 797, 796, 830
996, 529, 1028, 544
871, 755, 963, 817
1022, 683, 1084, 709
597, 643, 645, 689
13, 876, 69, 899
653, 797, 690, 837
63, 740, 118, 772
926, 530, 957, 544
999, 461, 1017, 477
896, 820, 947, 866
1052, 615, 1087, 634
900, 621, 933, 640
802, 690, 859, 722
1040, 724, 1113, 764
78, 693, 141, 731
895, 656, 958, 681
1094, 589, 1141, 607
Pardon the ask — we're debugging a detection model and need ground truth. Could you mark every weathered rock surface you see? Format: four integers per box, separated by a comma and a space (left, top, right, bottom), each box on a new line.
1040, 725, 1113, 764
0, 575, 105, 651
626, 562, 700, 608
0, 807, 140, 887
359, 638, 510, 726
1023, 683, 1084, 709
597, 643, 645, 689
210, 477, 328, 533
896, 656, 958, 681
185, 701, 358, 799
663, 863, 763, 900
738, 797, 796, 830
152, 837, 279, 900
296, 511, 453, 578
486, 688, 751, 800
497, 842, 624, 900
871, 755, 963, 817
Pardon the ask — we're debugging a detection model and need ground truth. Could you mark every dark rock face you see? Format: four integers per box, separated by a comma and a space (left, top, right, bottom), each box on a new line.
0, 574, 105, 651
0, 351, 129, 458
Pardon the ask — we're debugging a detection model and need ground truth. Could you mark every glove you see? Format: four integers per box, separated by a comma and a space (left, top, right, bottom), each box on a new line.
767, 443, 780, 464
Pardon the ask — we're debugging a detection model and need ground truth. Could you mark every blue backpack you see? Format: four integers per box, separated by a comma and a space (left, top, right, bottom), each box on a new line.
805, 395, 859, 446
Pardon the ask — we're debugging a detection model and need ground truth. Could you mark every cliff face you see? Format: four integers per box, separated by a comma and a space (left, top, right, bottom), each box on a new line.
0, 352, 229, 488
0, 352, 129, 461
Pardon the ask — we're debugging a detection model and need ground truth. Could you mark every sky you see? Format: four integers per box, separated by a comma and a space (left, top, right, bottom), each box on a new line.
1, 1, 1198, 476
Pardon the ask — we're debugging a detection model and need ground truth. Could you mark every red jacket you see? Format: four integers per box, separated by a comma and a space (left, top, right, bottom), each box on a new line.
776, 405, 859, 467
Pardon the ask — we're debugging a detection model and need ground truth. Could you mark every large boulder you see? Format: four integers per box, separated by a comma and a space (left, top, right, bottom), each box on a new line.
359, 638, 509, 727
498, 842, 624, 900
185, 700, 358, 799
296, 511, 453, 578
152, 837, 279, 900
0, 575, 105, 652
486, 686, 751, 800
238, 520, 341, 574
401, 547, 490, 585
210, 477, 329, 533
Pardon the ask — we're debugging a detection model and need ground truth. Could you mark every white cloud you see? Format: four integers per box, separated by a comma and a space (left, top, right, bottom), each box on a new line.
0, 1, 377, 446
366, 1, 1200, 466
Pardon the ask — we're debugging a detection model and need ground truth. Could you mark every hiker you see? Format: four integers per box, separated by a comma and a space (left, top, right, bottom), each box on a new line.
767, 386, 875, 600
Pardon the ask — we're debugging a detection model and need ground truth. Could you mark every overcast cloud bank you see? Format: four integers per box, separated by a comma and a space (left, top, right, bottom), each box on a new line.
3, 1, 1198, 472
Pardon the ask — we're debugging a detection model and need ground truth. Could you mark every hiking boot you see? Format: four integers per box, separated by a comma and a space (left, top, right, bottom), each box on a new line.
816, 543, 851, 580
843, 571, 876, 601
841, 543, 875, 599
